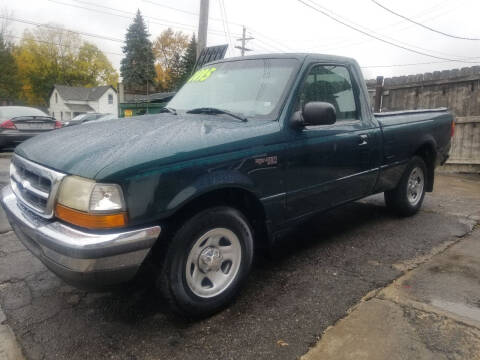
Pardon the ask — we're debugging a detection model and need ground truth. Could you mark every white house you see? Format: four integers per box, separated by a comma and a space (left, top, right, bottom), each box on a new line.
48, 85, 118, 122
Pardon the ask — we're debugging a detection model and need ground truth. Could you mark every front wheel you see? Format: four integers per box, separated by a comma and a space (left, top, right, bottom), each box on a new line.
384, 156, 427, 216
157, 206, 254, 318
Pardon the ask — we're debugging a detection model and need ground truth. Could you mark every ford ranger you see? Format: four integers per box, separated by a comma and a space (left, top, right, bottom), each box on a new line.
0, 54, 453, 317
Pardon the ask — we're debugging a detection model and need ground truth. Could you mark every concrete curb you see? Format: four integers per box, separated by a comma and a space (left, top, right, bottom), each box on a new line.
301, 225, 480, 360
0, 153, 12, 159
0, 308, 24, 360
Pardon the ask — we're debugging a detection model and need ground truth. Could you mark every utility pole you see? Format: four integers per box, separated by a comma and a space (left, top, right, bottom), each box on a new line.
197, 0, 209, 59
235, 26, 254, 56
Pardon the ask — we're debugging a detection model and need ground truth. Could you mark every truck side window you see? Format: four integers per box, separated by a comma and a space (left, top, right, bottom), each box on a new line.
296, 65, 358, 121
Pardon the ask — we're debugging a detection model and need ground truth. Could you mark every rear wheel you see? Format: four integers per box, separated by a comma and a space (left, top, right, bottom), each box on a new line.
385, 156, 427, 216
157, 206, 254, 318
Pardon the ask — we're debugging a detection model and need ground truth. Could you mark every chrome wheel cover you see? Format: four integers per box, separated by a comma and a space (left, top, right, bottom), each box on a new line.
185, 228, 242, 298
407, 166, 424, 206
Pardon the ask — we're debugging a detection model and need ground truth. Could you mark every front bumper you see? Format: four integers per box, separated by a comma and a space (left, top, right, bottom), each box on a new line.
0, 185, 161, 289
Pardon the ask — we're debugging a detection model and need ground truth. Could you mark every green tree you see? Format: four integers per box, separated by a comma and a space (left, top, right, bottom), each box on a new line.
75, 42, 118, 86
168, 53, 183, 90
120, 10, 156, 87
15, 26, 118, 105
153, 28, 189, 91
0, 34, 20, 104
178, 34, 197, 87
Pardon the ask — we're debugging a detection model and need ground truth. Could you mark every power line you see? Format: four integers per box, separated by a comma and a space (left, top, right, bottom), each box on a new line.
10, 34, 122, 56
295, 0, 480, 63
71, 0, 214, 33
142, 0, 243, 27
0, 15, 124, 43
300, 0, 459, 54
247, 27, 292, 52
218, 1, 230, 55
49, 0, 198, 32
218, 0, 234, 57
142, 0, 198, 17
47, 0, 236, 37
297, 0, 479, 61
59, 0, 289, 56
371, 0, 480, 41
221, 0, 235, 55
251, 35, 285, 53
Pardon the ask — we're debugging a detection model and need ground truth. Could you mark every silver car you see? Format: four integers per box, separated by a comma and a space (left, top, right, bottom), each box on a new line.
63, 113, 106, 127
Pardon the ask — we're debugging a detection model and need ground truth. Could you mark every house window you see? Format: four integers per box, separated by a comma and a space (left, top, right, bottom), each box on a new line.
108, 94, 113, 104
55, 93, 58, 103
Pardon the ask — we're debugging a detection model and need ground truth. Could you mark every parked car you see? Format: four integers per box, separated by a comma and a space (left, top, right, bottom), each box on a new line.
63, 112, 106, 126
80, 113, 117, 125
0, 106, 61, 149
1, 53, 454, 318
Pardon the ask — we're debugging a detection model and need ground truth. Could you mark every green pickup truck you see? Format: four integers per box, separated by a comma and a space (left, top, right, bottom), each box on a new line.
1, 53, 453, 317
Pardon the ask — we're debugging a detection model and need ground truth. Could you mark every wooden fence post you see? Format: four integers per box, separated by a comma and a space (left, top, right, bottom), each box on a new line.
374, 76, 384, 113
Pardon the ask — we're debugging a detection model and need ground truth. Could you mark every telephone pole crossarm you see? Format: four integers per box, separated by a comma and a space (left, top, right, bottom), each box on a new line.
236, 26, 254, 56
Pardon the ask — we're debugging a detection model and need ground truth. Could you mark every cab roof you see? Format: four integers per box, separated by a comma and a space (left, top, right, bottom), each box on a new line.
207, 52, 358, 66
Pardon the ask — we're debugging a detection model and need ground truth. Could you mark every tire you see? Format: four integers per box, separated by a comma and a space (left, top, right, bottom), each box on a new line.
157, 206, 254, 318
384, 156, 427, 217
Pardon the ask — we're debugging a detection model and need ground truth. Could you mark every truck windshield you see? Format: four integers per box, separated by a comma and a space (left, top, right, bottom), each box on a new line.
168, 58, 299, 120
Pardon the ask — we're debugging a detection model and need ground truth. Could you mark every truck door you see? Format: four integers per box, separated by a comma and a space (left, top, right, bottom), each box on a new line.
285, 63, 380, 219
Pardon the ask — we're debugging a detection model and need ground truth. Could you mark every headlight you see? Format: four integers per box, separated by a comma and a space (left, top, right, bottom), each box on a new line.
89, 184, 125, 212
56, 176, 127, 229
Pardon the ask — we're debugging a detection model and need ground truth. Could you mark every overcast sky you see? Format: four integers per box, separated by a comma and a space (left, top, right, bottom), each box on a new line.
2, 0, 480, 80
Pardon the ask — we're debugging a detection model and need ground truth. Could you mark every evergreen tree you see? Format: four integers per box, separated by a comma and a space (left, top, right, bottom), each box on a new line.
178, 34, 197, 87
0, 34, 20, 104
120, 10, 156, 88
168, 53, 184, 90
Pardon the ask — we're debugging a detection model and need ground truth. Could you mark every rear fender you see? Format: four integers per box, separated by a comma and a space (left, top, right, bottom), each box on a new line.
412, 138, 437, 192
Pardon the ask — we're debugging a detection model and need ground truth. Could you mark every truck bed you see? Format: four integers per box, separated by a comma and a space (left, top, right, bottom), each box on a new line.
375, 107, 452, 163
375, 108, 449, 126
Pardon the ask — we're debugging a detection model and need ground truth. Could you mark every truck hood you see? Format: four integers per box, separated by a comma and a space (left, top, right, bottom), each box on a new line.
15, 114, 280, 180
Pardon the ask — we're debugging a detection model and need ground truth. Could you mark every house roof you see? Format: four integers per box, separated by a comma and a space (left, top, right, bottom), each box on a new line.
66, 104, 95, 112
52, 85, 116, 102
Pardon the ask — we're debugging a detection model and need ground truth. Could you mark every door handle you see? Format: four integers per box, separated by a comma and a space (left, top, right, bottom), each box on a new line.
358, 134, 368, 146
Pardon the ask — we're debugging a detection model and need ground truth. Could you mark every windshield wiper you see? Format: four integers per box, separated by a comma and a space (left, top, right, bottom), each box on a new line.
159, 106, 177, 115
186, 107, 248, 122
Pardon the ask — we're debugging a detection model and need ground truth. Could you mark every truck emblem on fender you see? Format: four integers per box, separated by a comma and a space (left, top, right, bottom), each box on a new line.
255, 156, 278, 166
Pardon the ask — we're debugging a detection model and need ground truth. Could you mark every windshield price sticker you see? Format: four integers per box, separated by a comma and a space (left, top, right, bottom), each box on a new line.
188, 67, 217, 82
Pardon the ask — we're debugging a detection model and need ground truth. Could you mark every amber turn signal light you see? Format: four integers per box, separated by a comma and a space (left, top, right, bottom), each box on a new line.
55, 204, 127, 229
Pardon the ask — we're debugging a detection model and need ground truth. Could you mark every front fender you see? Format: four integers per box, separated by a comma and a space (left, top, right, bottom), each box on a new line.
124, 167, 261, 226
166, 170, 258, 211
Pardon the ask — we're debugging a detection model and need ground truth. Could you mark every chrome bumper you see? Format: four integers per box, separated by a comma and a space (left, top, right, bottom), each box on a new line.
0, 185, 161, 289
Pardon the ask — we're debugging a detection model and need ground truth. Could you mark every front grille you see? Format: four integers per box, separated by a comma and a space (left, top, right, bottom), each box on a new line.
10, 155, 66, 218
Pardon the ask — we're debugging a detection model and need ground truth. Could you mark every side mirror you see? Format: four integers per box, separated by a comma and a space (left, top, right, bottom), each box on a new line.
291, 101, 337, 128
303, 102, 336, 126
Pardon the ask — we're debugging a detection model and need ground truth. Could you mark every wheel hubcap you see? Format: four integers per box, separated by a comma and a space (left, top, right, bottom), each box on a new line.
407, 166, 424, 206
185, 228, 242, 298
198, 247, 223, 273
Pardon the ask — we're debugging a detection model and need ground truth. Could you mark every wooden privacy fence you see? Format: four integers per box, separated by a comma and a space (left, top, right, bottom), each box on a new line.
451, 116, 480, 169
366, 66, 480, 173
